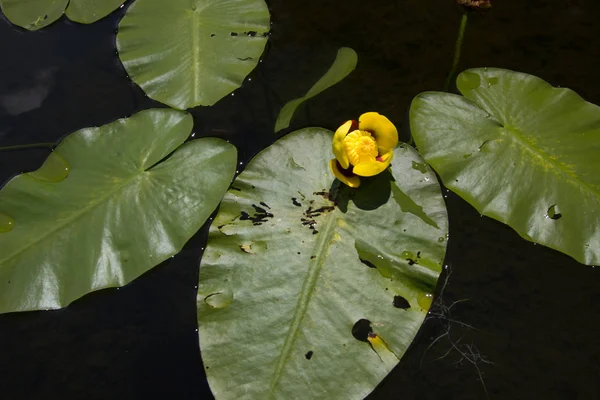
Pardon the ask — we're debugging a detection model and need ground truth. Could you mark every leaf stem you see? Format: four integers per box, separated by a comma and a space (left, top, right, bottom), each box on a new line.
0, 142, 55, 152
444, 11, 469, 92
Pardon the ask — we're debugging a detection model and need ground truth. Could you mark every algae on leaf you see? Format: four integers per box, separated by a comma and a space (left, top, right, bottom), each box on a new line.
198, 129, 448, 399
411, 67, 600, 265
0, 109, 237, 314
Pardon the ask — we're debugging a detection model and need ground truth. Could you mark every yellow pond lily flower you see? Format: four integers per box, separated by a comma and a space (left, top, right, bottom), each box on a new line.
329, 112, 398, 188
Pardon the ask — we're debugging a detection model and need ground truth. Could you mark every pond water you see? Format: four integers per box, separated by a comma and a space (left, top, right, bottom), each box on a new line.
1, 0, 600, 399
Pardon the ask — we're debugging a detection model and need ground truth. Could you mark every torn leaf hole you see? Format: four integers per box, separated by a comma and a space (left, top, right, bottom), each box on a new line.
313, 190, 332, 201
305, 351, 313, 360
547, 204, 562, 220
351, 319, 373, 342
393, 295, 411, 309
239, 205, 274, 225
360, 258, 377, 269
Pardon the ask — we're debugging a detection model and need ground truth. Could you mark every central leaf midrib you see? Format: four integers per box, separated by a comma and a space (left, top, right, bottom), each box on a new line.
0, 171, 146, 267
191, 9, 201, 103
504, 126, 600, 199
268, 210, 339, 396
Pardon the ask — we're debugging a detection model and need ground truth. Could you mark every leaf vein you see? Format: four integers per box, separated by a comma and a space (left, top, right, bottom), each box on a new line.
267, 211, 339, 396
0, 173, 145, 267
506, 127, 600, 198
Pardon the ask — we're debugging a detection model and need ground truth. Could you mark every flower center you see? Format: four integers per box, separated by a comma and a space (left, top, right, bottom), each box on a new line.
343, 130, 378, 166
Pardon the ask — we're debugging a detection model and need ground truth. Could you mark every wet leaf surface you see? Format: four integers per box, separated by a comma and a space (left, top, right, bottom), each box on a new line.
0, 109, 237, 313
197, 128, 448, 399
117, 0, 270, 109
411, 68, 600, 265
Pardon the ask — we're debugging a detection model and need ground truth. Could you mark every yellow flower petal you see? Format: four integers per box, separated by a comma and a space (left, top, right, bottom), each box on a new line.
332, 120, 353, 169
358, 112, 398, 154
353, 151, 393, 177
329, 159, 360, 188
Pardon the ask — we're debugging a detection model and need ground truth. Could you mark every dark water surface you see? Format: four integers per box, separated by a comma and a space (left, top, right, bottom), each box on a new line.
1, 0, 600, 399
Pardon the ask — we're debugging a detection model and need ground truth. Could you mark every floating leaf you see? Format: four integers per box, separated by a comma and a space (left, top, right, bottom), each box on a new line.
0, 0, 67, 30
117, 0, 270, 110
65, 0, 125, 24
0, 109, 237, 314
0, 0, 123, 30
197, 128, 448, 399
274, 48, 358, 133
410, 67, 600, 265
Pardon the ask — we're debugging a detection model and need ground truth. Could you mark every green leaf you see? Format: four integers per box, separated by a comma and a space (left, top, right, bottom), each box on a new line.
0, 0, 123, 30
65, 0, 124, 24
0, 109, 237, 314
274, 48, 358, 133
410, 67, 600, 265
117, 0, 270, 110
0, 0, 68, 30
197, 128, 448, 399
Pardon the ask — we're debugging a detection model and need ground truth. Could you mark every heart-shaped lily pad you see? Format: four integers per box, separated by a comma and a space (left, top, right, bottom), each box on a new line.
410, 68, 600, 265
0, 108, 236, 313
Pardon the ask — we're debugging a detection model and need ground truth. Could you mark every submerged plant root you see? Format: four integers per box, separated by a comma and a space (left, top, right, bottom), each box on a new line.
421, 265, 494, 399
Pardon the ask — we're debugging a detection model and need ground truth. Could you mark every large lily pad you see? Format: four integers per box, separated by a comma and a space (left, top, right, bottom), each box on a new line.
117, 0, 270, 110
0, 109, 237, 314
410, 68, 600, 265
197, 128, 448, 399
0, 0, 123, 30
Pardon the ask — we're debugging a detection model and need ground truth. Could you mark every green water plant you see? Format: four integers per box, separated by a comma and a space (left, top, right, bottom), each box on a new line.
411, 68, 600, 265
0, 109, 236, 313
197, 126, 448, 399
444, 0, 491, 91
275, 48, 358, 133
0, 0, 124, 30
117, 0, 270, 110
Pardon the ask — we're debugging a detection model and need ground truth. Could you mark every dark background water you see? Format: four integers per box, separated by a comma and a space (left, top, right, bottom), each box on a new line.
1, 0, 600, 399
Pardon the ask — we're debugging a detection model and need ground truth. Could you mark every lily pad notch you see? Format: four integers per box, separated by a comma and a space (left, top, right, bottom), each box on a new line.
0, 0, 125, 30
410, 67, 600, 265
0, 108, 237, 314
